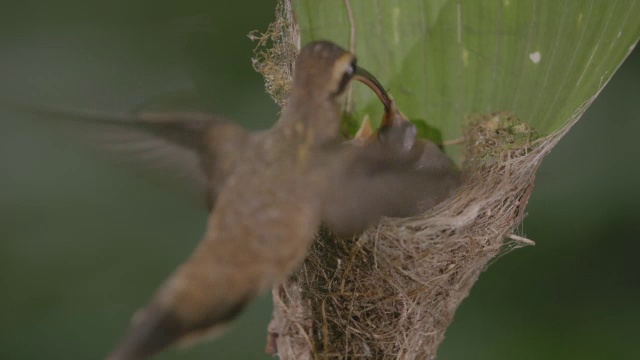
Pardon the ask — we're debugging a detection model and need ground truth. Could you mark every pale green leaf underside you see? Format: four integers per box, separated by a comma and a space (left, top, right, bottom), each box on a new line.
295, 0, 640, 149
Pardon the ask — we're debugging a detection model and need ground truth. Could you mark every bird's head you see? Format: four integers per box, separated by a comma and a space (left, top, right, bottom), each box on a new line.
291, 41, 391, 107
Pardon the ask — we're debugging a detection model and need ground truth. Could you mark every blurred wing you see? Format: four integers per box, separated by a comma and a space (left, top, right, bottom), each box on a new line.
321, 140, 461, 236
4, 101, 249, 207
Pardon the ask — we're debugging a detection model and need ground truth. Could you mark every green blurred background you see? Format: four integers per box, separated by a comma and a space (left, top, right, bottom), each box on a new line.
1, 1, 638, 359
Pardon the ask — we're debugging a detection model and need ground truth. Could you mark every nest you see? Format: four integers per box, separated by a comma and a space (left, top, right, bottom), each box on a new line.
253, 2, 585, 358
267, 111, 577, 359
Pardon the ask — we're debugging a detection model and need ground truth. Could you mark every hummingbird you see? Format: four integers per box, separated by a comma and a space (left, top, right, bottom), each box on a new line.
4, 40, 460, 359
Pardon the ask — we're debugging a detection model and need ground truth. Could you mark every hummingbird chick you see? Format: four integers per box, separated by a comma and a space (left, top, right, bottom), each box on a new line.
349, 101, 461, 218
3, 41, 460, 359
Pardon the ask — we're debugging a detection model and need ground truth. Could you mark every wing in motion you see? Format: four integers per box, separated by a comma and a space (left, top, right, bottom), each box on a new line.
3, 100, 250, 208
321, 104, 461, 236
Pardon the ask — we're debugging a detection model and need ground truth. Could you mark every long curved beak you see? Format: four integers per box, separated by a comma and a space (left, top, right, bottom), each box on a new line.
353, 66, 392, 113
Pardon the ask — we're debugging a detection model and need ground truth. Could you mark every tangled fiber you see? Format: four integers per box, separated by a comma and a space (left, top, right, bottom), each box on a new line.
248, 0, 299, 109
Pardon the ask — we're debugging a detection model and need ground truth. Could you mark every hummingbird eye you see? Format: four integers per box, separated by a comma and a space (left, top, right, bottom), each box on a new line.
335, 59, 357, 96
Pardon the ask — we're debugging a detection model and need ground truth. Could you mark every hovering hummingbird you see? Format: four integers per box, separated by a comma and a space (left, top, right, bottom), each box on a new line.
4, 40, 460, 359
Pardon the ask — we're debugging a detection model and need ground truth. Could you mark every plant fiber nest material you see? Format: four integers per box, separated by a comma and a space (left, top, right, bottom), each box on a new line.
267, 112, 582, 360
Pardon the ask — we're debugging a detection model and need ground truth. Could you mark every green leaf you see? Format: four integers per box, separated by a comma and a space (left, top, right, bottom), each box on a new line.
294, 0, 640, 158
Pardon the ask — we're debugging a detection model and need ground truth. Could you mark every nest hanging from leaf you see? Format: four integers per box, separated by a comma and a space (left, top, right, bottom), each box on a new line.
252, 2, 583, 358
267, 112, 579, 360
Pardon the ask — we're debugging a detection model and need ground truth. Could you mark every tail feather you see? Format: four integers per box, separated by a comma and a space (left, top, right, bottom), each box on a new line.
106, 297, 250, 360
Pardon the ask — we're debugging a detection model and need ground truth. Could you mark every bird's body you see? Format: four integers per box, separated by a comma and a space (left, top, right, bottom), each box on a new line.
4, 41, 461, 359
107, 41, 384, 359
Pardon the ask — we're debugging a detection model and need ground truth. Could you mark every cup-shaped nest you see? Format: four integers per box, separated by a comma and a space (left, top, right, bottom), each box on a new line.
268, 112, 572, 360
